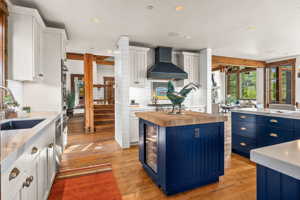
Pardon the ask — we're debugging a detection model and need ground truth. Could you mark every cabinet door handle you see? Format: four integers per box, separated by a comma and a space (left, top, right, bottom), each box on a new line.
134, 81, 140, 84
9, 167, 20, 181
194, 128, 200, 138
38, 73, 44, 77
240, 115, 247, 119
269, 133, 279, 137
23, 176, 34, 188
31, 147, 38, 154
240, 127, 247, 131
48, 143, 54, 148
240, 142, 247, 146
270, 119, 278, 123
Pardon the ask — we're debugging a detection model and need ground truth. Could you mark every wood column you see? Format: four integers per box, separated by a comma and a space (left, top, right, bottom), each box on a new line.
84, 54, 94, 133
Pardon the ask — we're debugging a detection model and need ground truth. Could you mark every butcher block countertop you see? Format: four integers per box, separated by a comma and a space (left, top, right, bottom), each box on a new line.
135, 111, 227, 127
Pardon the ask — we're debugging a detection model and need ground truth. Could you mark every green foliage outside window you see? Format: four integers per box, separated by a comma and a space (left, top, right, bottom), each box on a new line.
240, 71, 256, 99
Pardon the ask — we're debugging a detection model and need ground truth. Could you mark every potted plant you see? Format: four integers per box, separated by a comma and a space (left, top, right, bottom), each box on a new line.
66, 92, 75, 117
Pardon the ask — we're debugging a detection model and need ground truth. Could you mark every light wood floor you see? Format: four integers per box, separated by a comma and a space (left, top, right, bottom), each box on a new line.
60, 116, 257, 200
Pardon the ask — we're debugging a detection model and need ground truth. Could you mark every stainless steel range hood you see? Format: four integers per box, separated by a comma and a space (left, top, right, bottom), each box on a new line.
147, 47, 188, 80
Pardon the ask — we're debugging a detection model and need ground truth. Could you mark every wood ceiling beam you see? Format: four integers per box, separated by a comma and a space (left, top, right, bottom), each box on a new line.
67, 52, 114, 66
67, 53, 84, 60
212, 55, 266, 68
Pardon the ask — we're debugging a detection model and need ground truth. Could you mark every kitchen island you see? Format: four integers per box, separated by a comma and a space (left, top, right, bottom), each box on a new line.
251, 140, 300, 200
136, 111, 227, 195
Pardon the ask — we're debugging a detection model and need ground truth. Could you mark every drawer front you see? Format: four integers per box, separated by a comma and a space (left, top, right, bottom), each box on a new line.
232, 112, 256, 123
232, 122, 256, 138
262, 127, 294, 146
264, 116, 294, 130
232, 134, 256, 155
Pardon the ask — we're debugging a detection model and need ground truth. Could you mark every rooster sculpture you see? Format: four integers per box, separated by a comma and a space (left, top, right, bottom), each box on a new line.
167, 80, 200, 114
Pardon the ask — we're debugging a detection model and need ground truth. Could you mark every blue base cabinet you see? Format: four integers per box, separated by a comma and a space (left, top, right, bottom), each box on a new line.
257, 165, 300, 200
232, 112, 296, 157
139, 119, 224, 195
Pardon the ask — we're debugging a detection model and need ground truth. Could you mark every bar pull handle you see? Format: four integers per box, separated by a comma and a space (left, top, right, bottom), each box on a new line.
240, 127, 247, 131
240, 142, 247, 146
269, 133, 279, 138
270, 119, 278, 123
240, 115, 247, 119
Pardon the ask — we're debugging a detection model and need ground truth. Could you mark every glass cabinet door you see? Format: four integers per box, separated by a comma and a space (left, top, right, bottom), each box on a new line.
145, 124, 158, 173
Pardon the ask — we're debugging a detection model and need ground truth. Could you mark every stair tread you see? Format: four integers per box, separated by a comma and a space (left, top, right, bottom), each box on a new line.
94, 118, 115, 122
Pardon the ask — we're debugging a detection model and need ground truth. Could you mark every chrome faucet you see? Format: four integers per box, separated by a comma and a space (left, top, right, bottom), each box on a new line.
0, 86, 18, 119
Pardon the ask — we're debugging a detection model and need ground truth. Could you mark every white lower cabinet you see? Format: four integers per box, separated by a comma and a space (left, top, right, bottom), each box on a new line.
130, 115, 139, 144
1, 123, 57, 200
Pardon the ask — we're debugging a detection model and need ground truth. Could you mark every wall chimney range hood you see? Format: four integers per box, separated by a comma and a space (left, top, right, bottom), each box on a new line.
147, 47, 188, 80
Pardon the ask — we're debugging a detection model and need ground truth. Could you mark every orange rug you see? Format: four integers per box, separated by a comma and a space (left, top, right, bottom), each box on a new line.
48, 165, 122, 200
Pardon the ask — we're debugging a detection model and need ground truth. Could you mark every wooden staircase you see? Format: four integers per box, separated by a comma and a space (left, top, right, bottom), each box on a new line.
94, 104, 115, 131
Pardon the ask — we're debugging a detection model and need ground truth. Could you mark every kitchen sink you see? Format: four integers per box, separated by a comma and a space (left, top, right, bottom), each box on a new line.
0, 119, 45, 131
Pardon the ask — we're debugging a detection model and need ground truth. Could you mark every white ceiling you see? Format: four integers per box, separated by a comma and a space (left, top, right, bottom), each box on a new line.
10, 0, 300, 60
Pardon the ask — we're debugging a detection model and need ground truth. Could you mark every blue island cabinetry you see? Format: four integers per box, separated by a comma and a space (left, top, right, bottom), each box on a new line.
257, 165, 300, 200
139, 119, 225, 195
232, 112, 300, 157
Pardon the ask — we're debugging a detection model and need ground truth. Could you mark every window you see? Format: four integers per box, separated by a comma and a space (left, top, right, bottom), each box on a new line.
240, 71, 256, 99
226, 66, 257, 100
227, 73, 238, 100
265, 59, 296, 105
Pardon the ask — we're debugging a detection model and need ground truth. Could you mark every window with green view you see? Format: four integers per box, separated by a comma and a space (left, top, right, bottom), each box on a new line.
240, 71, 257, 99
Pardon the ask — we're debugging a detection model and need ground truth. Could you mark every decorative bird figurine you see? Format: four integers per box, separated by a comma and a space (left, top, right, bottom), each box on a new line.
166, 80, 200, 114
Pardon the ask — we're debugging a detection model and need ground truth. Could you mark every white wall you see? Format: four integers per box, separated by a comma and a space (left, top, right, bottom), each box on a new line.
95, 65, 114, 100
7, 80, 24, 107
65, 60, 84, 92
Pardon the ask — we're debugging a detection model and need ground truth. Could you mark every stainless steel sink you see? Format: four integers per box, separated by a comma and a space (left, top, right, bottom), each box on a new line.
0, 119, 45, 131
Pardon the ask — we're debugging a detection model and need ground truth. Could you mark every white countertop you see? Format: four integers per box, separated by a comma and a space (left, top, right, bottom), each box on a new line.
251, 140, 300, 180
0, 112, 61, 169
232, 108, 300, 119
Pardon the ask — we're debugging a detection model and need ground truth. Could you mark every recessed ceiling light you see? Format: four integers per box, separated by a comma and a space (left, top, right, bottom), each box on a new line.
175, 6, 184, 11
146, 5, 154, 10
91, 17, 100, 23
183, 35, 191, 39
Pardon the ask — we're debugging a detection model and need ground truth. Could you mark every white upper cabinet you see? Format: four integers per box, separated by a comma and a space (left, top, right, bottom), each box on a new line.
8, 7, 45, 81
129, 46, 150, 87
181, 52, 200, 84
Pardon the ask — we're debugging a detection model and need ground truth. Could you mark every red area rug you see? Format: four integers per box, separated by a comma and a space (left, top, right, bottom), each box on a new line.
48, 165, 122, 200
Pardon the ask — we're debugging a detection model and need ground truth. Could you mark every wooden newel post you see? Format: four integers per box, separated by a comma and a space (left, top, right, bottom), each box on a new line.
84, 54, 94, 133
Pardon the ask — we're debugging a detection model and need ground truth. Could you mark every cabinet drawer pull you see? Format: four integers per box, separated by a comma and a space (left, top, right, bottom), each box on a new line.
134, 81, 140, 84
270, 119, 278, 123
240, 142, 247, 146
48, 143, 54, 148
269, 133, 279, 137
31, 147, 38, 154
240, 115, 247, 119
9, 168, 20, 181
240, 127, 247, 131
23, 176, 33, 188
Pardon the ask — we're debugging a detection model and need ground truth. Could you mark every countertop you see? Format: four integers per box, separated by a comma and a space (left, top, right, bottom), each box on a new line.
1, 112, 61, 169
135, 111, 227, 127
232, 108, 300, 119
251, 140, 300, 180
